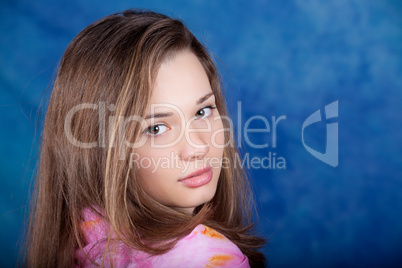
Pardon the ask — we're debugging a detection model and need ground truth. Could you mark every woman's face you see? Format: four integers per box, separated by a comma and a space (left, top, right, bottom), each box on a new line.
133, 50, 225, 214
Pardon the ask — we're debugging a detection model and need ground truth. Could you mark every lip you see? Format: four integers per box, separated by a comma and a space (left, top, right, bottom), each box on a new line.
179, 166, 213, 188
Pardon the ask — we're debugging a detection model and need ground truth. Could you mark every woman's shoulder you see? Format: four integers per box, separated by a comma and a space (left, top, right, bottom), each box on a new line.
75, 209, 249, 267
158, 223, 250, 267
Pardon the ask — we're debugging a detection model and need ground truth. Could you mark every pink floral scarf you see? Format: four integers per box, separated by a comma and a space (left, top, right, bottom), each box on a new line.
75, 209, 250, 267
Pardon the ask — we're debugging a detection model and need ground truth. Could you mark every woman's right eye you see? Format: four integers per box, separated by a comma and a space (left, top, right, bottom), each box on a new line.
144, 124, 169, 136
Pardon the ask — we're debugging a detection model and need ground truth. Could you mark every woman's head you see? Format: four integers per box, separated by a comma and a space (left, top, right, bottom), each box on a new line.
133, 50, 226, 214
47, 9, 232, 214
28, 9, 265, 267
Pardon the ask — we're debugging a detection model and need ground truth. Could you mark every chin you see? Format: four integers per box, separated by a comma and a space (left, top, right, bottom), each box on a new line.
180, 183, 218, 209
195, 183, 218, 206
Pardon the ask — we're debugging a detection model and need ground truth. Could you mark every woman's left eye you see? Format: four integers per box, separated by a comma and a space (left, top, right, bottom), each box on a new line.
195, 106, 216, 118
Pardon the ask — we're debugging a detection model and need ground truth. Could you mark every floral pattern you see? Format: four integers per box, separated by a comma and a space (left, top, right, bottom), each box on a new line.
75, 209, 250, 267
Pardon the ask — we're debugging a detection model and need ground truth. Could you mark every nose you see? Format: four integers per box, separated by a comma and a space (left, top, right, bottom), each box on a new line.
179, 126, 210, 161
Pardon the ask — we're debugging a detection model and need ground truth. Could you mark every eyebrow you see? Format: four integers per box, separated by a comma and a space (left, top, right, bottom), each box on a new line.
196, 92, 214, 105
144, 92, 214, 120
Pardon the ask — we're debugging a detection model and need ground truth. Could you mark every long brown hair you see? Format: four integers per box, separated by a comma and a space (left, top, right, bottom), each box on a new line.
26, 9, 266, 267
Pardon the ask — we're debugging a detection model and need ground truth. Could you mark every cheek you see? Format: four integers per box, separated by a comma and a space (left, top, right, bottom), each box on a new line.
130, 150, 159, 181
131, 148, 174, 179
210, 118, 226, 149
132, 151, 164, 198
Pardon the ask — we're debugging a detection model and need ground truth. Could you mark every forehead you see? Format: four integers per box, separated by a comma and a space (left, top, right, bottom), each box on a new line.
149, 50, 212, 107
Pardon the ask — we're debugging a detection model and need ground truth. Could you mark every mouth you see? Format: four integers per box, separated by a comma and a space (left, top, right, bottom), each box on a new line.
178, 166, 213, 188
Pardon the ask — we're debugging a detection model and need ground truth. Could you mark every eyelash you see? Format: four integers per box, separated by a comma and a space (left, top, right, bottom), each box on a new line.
143, 105, 217, 136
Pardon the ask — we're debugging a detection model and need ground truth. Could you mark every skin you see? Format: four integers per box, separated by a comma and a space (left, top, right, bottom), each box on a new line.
133, 50, 225, 214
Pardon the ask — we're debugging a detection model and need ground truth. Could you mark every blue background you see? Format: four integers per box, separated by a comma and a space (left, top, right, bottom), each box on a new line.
1, 0, 401, 267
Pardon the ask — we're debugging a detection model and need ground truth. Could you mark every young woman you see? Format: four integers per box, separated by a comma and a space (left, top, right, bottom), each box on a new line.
26, 9, 266, 267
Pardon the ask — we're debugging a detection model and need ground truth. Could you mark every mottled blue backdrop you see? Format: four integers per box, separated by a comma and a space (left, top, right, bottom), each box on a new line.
1, 0, 401, 267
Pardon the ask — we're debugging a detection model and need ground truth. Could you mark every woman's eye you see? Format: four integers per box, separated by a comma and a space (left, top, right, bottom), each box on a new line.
145, 124, 169, 136
195, 106, 216, 118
